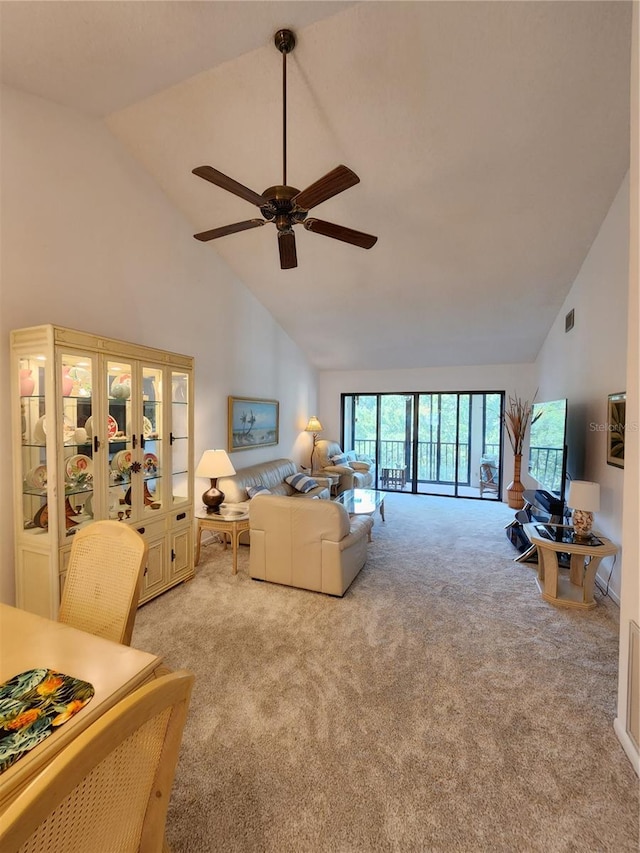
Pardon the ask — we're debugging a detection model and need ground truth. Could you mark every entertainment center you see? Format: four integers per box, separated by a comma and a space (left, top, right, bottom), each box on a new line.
506, 398, 571, 561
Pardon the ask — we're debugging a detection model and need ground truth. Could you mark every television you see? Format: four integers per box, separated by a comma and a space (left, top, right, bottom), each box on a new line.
528, 398, 568, 517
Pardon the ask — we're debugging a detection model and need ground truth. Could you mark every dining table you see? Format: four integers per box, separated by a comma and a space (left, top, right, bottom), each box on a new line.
0, 602, 162, 812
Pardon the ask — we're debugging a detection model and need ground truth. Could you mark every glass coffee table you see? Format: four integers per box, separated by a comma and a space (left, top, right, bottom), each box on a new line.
335, 489, 385, 534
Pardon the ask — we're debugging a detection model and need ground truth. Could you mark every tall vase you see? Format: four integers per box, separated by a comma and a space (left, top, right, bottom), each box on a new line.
19, 369, 35, 396
507, 453, 525, 510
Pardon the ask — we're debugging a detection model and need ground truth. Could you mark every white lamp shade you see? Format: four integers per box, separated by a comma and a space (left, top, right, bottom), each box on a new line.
305, 416, 324, 433
567, 480, 600, 512
195, 449, 235, 479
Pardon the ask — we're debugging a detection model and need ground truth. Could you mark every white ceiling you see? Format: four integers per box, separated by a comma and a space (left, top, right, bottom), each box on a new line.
1, 1, 632, 371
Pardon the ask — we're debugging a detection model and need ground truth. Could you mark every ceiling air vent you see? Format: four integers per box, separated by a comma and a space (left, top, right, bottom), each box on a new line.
565, 309, 575, 333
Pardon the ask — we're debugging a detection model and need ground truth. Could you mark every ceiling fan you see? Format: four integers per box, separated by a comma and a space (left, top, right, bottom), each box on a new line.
192, 28, 377, 270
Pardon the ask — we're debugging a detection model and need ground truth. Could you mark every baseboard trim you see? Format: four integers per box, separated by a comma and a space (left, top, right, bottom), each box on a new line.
595, 570, 620, 606
614, 717, 640, 777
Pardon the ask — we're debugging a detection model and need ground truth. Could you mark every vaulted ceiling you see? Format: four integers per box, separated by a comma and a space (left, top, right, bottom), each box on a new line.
1, 1, 632, 370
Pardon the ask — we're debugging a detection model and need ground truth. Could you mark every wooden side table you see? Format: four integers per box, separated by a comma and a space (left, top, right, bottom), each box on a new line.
524, 523, 617, 609
195, 508, 250, 575
312, 471, 340, 497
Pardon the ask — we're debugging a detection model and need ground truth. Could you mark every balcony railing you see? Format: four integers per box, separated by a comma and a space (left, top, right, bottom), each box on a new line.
354, 439, 470, 485
529, 446, 564, 493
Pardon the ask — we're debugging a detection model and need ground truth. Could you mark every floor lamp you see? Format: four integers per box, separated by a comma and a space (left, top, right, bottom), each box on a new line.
304, 417, 324, 472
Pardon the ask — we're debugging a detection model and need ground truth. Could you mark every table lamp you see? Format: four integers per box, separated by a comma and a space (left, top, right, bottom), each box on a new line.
195, 449, 236, 514
304, 416, 324, 471
567, 480, 600, 540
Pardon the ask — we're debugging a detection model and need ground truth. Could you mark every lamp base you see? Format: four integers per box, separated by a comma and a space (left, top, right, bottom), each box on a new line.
572, 509, 594, 540
203, 483, 225, 514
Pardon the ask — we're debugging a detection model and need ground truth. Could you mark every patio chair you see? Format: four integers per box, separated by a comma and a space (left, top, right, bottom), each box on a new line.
479, 457, 499, 497
0, 670, 194, 853
58, 520, 148, 645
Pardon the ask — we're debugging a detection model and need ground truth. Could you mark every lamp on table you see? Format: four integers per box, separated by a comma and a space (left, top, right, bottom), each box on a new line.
304, 416, 324, 472
195, 449, 236, 514
567, 480, 600, 541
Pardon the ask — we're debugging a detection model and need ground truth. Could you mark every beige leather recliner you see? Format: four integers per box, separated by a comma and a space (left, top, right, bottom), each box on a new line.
249, 494, 373, 596
314, 440, 374, 494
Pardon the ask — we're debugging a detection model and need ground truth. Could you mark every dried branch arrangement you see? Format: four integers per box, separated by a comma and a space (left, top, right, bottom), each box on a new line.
503, 395, 542, 456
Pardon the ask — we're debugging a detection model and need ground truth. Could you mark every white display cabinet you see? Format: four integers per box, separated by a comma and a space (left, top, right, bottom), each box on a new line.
10, 325, 195, 617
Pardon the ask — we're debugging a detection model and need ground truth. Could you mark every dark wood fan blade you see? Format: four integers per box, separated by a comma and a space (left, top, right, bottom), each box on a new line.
192, 166, 266, 207
293, 165, 360, 211
278, 231, 297, 269
193, 219, 265, 242
303, 218, 377, 249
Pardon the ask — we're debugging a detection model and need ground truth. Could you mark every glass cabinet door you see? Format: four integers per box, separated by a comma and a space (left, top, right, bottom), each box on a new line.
170, 370, 190, 508
60, 352, 95, 538
142, 365, 163, 517
19, 353, 49, 537
106, 359, 134, 521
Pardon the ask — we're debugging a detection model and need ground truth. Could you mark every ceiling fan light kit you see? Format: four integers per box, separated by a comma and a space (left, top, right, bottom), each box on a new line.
192, 28, 377, 269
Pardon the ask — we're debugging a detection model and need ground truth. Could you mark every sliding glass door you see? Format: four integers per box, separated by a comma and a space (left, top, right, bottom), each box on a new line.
342, 391, 503, 500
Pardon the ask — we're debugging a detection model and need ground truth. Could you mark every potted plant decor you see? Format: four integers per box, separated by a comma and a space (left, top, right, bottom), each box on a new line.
503, 394, 542, 509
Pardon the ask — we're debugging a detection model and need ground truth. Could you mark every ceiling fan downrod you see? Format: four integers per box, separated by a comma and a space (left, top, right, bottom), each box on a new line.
274, 29, 296, 187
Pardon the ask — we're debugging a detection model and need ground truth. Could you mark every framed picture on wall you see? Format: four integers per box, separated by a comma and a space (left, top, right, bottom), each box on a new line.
228, 396, 279, 452
607, 392, 625, 468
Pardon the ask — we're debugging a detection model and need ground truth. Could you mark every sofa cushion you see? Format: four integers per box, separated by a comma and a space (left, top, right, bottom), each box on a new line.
285, 473, 319, 494
247, 484, 271, 499
330, 453, 350, 466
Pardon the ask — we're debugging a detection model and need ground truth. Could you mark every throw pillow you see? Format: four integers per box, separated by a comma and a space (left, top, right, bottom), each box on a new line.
285, 473, 318, 494
247, 484, 271, 499
330, 453, 349, 466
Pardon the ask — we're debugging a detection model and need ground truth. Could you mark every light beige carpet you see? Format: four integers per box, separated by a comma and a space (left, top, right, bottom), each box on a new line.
133, 494, 639, 852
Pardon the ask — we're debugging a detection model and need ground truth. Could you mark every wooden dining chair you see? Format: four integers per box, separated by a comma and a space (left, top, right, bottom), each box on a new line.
58, 520, 149, 645
0, 670, 194, 853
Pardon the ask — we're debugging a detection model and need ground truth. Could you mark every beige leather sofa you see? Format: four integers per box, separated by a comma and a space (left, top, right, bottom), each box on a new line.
314, 440, 375, 494
217, 458, 330, 505
249, 494, 373, 596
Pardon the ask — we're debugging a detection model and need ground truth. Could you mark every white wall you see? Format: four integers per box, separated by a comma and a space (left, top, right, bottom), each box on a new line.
0, 85, 318, 604
534, 174, 630, 602
318, 362, 537, 495
615, 1, 639, 776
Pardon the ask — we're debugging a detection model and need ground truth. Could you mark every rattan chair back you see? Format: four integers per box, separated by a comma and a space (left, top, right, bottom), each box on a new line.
0, 671, 194, 853
58, 520, 149, 645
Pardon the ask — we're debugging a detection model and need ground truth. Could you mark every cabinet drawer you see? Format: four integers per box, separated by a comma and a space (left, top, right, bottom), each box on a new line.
134, 518, 166, 541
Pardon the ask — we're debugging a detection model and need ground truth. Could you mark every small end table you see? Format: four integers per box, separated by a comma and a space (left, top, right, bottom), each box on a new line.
312, 471, 340, 497
524, 523, 617, 609
195, 507, 250, 575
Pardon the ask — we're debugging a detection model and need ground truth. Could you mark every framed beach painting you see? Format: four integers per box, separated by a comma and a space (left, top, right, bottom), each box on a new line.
228, 396, 279, 452
607, 392, 625, 468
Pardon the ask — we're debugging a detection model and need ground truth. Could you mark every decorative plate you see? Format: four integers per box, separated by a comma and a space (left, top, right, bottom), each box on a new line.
84, 416, 93, 439
62, 416, 76, 445
26, 465, 47, 489
65, 454, 93, 480
33, 416, 46, 445
143, 416, 153, 438
67, 366, 91, 397
143, 452, 158, 475
107, 415, 118, 439
111, 449, 132, 473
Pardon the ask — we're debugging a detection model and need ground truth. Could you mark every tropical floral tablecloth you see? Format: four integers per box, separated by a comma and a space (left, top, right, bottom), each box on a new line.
0, 669, 94, 774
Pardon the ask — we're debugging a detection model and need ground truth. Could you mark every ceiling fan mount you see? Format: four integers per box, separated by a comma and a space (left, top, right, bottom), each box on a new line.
192, 27, 377, 269
274, 28, 296, 55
